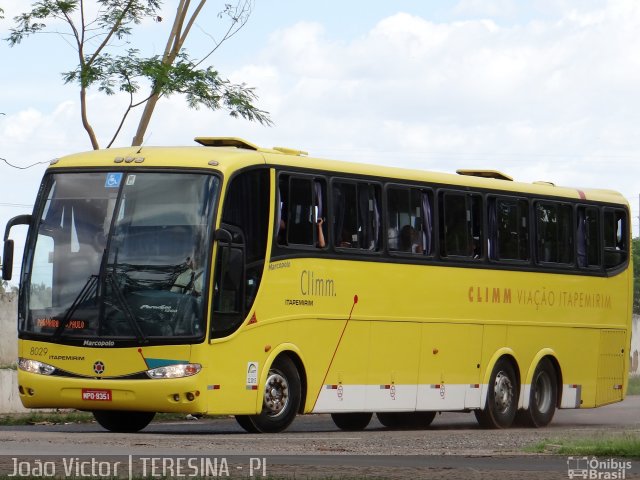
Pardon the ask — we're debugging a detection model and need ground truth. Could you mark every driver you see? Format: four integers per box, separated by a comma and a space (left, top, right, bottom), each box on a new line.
171, 256, 203, 296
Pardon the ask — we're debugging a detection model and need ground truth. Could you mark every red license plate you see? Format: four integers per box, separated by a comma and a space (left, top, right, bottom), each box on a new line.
81, 388, 112, 401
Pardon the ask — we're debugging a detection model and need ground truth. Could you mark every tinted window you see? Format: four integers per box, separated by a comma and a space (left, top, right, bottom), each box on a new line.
577, 206, 600, 268
490, 197, 529, 261
603, 208, 628, 268
387, 186, 433, 255
333, 181, 381, 251
277, 174, 326, 248
535, 202, 573, 264
440, 192, 483, 259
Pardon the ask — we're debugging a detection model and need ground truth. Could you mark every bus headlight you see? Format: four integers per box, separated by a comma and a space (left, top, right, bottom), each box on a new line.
18, 358, 56, 375
146, 363, 201, 379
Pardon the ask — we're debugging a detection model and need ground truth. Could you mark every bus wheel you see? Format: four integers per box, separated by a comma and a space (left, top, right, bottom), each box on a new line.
475, 359, 518, 429
520, 359, 558, 428
234, 415, 260, 433
331, 412, 373, 431
93, 410, 155, 433
249, 356, 301, 433
377, 411, 436, 429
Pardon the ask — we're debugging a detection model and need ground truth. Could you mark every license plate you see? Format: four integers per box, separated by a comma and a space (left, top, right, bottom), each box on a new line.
81, 388, 112, 401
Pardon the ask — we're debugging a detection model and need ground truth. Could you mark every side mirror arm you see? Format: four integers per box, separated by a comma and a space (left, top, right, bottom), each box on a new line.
214, 228, 233, 246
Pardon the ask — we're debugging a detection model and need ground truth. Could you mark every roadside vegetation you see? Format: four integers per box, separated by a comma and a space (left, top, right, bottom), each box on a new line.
528, 433, 640, 458
0, 410, 93, 426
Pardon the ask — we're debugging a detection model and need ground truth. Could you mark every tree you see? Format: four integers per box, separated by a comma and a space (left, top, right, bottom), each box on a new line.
8, 1, 271, 150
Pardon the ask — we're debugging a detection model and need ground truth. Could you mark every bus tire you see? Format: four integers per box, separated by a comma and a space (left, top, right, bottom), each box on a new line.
475, 358, 518, 429
234, 415, 260, 433
520, 358, 557, 428
331, 412, 373, 431
248, 355, 301, 433
377, 411, 436, 429
93, 410, 155, 433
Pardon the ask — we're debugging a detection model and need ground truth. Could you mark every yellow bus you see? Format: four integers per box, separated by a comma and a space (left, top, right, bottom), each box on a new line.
2, 137, 632, 433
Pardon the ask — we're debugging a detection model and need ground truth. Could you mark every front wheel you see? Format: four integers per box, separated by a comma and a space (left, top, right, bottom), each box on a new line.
93, 410, 155, 433
234, 415, 259, 433
475, 358, 519, 429
246, 356, 301, 433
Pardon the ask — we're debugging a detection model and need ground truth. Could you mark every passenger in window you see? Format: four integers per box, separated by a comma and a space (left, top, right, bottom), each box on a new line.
400, 225, 422, 254
317, 218, 326, 248
337, 227, 353, 248
472, 236, 482, 259
388, 227, 399, 250
277, 218, 287, 245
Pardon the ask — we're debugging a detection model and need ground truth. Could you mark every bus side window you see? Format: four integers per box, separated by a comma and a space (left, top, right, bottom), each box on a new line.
387, 186, 433, 255
603, 208, 628, 269
277, 174, 326, 248
490, 197, 529, 262
333, 181, 381, 251
440, 191, 483, 259
535, 202, 573, 264
577, 206, 600, 268
287, 177, 315, 246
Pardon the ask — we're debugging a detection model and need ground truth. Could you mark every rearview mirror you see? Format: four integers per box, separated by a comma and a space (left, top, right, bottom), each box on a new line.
2, 239, 14, 281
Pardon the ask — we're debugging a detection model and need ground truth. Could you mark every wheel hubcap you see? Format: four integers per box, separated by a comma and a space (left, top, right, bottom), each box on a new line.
263, 370, 289, 417
493, 371, 514, 414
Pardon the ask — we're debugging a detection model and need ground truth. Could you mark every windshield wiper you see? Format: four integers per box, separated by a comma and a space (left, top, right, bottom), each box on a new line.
105, 272, 147, 345
52, 275, 98, 340
51, 270, 147, 345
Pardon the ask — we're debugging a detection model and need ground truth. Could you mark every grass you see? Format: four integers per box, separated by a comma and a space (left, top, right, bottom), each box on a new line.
0, 410, 94, 426
527, 433, 640, 458
627, 376, 640, 395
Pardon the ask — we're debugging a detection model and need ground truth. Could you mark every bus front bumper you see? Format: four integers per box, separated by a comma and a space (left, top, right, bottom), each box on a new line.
17, 370, 207, 413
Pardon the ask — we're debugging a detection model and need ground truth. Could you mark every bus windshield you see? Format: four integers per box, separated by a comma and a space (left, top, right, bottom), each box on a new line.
21, 171, 219, 345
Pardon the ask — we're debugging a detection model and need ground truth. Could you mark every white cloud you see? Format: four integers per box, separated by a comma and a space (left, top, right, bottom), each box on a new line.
453, 0, 518, 19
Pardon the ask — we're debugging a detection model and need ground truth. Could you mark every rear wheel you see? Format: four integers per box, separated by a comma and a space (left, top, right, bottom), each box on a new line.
93, 410, 155, 433
331, 412, 372, 431
245, 356, 301, 433
475, 358, 518, 429
377, 411, 436, 429
519, 359, 557, 427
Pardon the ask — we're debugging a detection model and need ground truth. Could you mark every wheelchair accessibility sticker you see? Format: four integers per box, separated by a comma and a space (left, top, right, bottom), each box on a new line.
105, 172, 123, 188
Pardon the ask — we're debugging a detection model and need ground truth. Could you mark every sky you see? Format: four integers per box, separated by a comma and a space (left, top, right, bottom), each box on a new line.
1, 0, 639, 279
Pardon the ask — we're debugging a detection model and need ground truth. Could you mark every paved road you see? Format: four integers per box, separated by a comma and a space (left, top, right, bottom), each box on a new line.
0, 397, 639, 478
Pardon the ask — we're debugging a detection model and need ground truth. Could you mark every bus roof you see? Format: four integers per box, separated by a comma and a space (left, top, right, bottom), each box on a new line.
49, 138, 627, 206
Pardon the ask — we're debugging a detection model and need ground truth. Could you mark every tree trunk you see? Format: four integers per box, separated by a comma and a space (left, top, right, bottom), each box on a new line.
80, 87, 100, 150
131, 93, 160, 147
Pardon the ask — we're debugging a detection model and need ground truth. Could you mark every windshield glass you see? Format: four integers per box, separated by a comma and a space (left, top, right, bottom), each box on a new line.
21, 171, 219, 344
